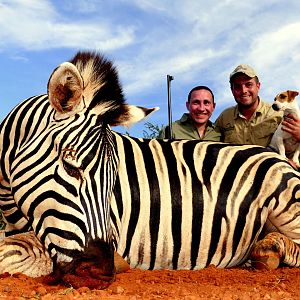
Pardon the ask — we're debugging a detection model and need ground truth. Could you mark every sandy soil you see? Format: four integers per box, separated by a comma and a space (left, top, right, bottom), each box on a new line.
0, 266, 299, 300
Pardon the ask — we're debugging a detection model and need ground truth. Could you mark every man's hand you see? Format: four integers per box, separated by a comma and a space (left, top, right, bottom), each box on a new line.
282, 114, 300, 141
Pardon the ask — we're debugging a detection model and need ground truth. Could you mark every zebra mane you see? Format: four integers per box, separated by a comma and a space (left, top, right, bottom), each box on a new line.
68, 51, 126, 121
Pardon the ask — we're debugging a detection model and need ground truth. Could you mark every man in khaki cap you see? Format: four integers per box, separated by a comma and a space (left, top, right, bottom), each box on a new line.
215, 64, 282, 147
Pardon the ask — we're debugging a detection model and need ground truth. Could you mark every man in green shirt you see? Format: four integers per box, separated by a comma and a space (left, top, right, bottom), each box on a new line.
215, 64, 282, 147
158, 85, 221, 141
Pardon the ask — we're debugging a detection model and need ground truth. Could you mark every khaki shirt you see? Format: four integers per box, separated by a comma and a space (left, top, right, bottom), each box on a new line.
158, 113, 221, 141
215, 99, 282, 147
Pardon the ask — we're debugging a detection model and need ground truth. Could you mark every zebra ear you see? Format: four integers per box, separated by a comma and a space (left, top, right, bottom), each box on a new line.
48, 62, 84, 116
110, 105, 160, 127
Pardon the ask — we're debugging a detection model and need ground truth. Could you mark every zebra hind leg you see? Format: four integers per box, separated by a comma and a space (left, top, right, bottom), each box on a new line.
250, 232, 300, 270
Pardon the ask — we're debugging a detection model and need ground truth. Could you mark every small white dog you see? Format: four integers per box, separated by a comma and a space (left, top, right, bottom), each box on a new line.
269, 90, 300, 167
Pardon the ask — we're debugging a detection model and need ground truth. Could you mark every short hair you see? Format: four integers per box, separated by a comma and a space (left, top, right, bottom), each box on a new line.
187, 85, 215, 103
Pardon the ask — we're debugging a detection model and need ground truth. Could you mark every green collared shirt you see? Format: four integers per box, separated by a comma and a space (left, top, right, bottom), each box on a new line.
158, 113, 221, 141
215, 99, 283, 146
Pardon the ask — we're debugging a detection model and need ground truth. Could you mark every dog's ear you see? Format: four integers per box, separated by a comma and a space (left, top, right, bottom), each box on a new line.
287, 90, 299, 100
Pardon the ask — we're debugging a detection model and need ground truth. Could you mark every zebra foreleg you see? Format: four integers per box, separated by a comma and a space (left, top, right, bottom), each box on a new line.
250, 232, 300, 270
0, 231, 53, 277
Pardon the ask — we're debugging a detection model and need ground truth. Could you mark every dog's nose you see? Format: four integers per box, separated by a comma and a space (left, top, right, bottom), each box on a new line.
272, 103, 280, 111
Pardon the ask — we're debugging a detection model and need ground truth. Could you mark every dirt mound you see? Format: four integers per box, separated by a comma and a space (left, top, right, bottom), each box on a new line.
0, 266, 299, 299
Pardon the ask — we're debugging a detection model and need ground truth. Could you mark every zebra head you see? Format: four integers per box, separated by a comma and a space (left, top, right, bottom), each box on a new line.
8, 51, 158, 287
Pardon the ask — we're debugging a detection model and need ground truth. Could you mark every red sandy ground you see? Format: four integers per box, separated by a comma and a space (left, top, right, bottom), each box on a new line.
0, 266, 299, 299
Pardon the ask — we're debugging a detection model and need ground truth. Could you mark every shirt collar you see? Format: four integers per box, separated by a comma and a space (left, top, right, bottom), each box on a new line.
234, 97, 262, 119
180, 113, 190, 123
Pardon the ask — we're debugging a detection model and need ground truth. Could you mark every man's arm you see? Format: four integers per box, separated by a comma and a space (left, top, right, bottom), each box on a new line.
282, 114, 300, 141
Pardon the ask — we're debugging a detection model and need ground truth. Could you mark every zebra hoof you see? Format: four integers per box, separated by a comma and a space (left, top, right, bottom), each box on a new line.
250, 234, 281, 270
251, 254, 280, 270
114, 252, 130, 273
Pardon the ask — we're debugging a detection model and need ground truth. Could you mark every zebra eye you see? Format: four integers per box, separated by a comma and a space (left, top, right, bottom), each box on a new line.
63, 160, 82, 180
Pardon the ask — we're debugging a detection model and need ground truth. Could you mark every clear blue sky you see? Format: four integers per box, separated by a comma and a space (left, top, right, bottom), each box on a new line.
1, 0, 300, 137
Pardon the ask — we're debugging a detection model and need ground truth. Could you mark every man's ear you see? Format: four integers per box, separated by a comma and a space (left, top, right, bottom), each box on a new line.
186, 101, 190, 111
256, 81, 261, 90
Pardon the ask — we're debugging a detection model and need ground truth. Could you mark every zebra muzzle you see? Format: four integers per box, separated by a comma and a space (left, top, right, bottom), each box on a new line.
62, 260, 116, 289
43, 238, 116, 289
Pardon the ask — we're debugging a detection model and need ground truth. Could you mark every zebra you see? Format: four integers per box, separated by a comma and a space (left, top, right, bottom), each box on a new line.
0, 51, 300, 289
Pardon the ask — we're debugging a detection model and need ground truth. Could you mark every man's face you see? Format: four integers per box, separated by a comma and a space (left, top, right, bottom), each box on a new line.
231, 74, 260, 108
186, 89, 215, 125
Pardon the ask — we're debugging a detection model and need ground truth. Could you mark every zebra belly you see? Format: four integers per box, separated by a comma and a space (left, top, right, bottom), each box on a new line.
115, 219, 259, 270
111, 189, 267, 270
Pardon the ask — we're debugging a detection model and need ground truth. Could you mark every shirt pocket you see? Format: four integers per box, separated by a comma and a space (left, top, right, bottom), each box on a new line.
223, 128, 240, 144
254, 121, 279, 146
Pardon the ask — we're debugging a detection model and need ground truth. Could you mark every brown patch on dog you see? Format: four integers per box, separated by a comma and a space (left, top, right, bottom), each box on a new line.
274, 90, 299, 103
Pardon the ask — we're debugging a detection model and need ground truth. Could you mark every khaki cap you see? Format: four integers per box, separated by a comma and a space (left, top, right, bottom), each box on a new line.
229, 64, 257, 81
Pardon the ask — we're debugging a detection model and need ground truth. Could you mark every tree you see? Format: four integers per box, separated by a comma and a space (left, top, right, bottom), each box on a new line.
142, 122, 164, 139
